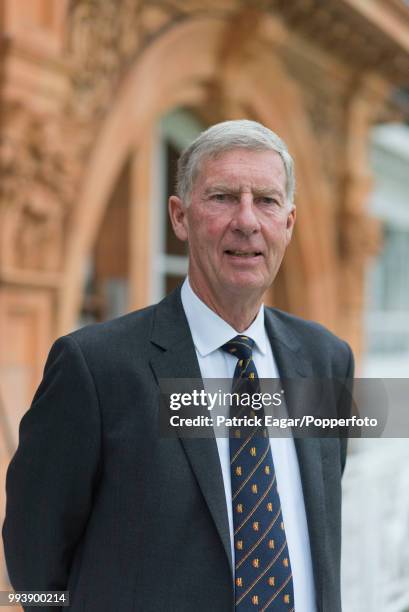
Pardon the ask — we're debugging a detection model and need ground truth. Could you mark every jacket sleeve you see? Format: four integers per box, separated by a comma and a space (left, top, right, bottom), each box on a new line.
2, 335, 101, 599
338, 341, 355, 475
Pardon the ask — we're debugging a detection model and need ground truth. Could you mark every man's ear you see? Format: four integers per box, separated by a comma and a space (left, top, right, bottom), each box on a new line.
168, 195, 188, 242
285, 205, 296, 245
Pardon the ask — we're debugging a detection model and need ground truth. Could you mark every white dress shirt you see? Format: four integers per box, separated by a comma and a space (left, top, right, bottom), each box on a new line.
181, 277, 317, 612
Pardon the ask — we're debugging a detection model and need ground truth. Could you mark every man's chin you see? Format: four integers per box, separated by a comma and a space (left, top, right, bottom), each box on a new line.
222, 275, 268, 295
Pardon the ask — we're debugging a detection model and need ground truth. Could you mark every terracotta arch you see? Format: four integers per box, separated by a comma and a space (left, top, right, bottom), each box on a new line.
58, 16, 336, 333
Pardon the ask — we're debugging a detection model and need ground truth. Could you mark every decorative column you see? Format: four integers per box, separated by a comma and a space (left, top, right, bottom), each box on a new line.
338, 75, 387, 361
0, 2, 73, 438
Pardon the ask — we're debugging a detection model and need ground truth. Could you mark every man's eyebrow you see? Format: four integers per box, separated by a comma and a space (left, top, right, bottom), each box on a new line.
203, 185, 284, 196
253, 187, 284, 198
203, 184, 237, 194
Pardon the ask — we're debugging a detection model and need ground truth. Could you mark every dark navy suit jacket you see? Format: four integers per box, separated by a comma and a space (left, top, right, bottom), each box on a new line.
3, 287, 354, 611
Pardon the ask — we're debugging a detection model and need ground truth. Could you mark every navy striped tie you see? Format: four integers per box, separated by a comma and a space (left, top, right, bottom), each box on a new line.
221, 335, 295, 611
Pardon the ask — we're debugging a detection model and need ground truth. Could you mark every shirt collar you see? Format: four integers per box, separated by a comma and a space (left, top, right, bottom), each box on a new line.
181, 277, 267, 357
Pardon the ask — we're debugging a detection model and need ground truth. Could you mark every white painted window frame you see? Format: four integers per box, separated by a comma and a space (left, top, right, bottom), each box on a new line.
150, 109, 204, 302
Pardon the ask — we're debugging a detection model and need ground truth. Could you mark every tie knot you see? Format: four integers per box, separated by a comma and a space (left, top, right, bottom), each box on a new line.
221, 335, 255, 361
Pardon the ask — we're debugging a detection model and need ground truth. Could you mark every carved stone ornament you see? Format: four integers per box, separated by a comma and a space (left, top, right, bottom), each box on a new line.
68, 0, 160, 119
66, 0, 247, 120
0, 101, 80, 272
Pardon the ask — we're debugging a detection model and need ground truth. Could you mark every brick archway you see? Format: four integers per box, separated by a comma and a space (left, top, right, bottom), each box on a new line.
58, 16, 335, 333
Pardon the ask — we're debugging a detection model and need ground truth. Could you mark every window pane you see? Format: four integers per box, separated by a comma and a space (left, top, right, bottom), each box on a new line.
366, 223, 409, 354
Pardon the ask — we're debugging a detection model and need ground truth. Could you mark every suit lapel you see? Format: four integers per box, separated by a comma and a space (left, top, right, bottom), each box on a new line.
149, 288, 233, 573
265, 308, 326, 611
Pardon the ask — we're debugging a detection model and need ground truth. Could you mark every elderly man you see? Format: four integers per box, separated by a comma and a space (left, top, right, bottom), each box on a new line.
3, 120, 353, 612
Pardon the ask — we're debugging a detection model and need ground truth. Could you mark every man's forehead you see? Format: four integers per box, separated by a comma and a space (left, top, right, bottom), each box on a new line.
203, 147, 283, 165
196, 149, 286, 191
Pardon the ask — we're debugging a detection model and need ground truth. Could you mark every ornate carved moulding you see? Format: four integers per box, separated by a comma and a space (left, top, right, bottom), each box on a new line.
266, 0, 409, 86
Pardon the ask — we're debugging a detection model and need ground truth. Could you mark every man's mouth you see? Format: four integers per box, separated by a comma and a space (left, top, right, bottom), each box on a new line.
225, 250, 263, 258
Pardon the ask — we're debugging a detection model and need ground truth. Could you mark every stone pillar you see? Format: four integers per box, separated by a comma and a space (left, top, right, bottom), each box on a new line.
338, 76, 387, 361
0, 1, 73, 424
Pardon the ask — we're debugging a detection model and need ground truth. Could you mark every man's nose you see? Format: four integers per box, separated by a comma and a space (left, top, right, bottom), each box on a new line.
231, 194, 260, 235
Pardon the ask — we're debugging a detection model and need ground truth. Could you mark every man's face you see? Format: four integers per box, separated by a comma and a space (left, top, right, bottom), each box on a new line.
169, 148, 296, 304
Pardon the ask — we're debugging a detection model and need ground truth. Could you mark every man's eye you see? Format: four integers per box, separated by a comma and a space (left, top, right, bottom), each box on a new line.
258, 197, 279, 206
211, 193, 232, 202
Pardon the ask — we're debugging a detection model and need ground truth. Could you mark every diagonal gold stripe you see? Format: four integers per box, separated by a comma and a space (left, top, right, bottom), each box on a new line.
229, 401, 263, 424
232, 445, 270, 501
230, 427, 258, 464
234, 475, 276, 535
237, 357, 253, 379
229, 399, 251, 421
231, 374, 260, 421
231, 358, 254, 387
235, 510, 281, 570
228, 340, 254, 351
259, 573, 293, 612
235, 540, 288, 606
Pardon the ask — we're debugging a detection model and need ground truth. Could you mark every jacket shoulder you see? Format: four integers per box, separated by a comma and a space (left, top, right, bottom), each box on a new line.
64, 304, 157, 361
267, 306, 347, 343
266, 306, 353, 372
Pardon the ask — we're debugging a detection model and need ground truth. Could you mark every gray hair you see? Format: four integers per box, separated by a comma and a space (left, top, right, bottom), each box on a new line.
176, 119, 295, 206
